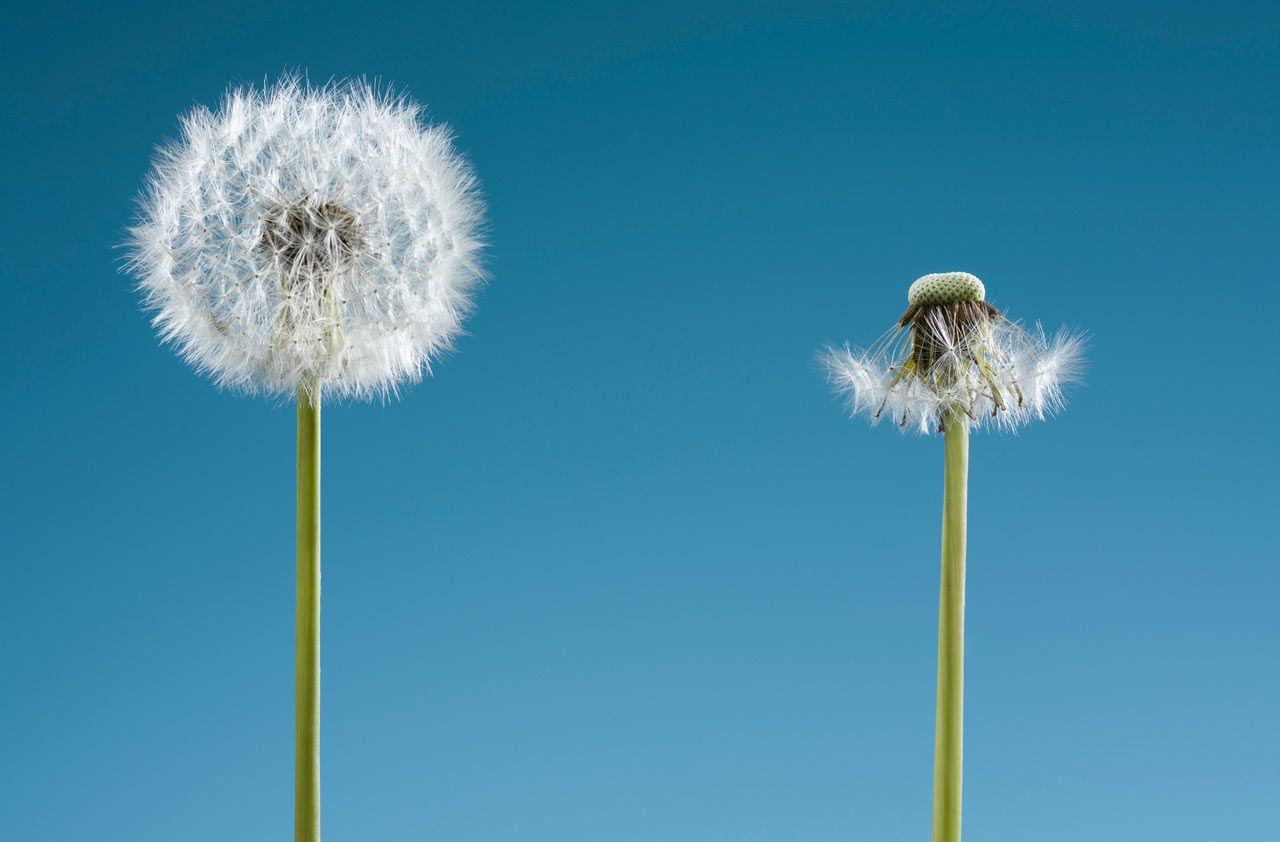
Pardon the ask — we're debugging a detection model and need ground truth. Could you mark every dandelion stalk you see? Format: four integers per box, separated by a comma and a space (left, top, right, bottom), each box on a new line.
822, 272, 1084, 840
295, 385, 321, 842
932, 411, 967, 842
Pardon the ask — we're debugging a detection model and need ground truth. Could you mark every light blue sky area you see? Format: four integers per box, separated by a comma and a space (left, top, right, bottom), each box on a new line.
2, 2, 1276, 840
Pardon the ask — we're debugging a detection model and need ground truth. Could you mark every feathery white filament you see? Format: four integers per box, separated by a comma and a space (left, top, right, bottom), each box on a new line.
127, 78, 485, 400
824, 311, 1085, 434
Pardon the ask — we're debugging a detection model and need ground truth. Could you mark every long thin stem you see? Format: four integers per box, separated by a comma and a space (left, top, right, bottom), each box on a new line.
296, 386, 321, 842
932, 413, 968, 842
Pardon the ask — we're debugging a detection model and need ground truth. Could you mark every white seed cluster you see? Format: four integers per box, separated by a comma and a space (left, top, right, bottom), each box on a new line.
907, 272, 985, 306
127, 79, 485, 400
824, 273, 1084, 433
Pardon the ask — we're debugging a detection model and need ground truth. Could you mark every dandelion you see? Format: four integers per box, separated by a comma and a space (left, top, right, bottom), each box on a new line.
126, 77, 485, 842
821, 272, 1083, 842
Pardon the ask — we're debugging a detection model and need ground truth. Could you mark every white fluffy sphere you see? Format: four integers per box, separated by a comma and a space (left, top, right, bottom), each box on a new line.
127, 79, 485, 400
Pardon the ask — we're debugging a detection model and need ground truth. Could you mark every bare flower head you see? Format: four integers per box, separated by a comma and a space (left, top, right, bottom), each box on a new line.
126, 78, 486, 400
823, 272, 1084, 433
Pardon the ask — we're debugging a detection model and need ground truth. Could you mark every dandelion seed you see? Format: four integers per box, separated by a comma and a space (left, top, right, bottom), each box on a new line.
127, 76, 485, 401
822, 272, 1084, 434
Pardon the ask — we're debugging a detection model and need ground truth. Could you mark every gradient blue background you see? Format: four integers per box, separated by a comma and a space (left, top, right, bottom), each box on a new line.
2, 2, 1276, 840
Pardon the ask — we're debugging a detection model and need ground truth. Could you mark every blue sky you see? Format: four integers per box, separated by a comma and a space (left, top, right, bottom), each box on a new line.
2, 2, 1276, 840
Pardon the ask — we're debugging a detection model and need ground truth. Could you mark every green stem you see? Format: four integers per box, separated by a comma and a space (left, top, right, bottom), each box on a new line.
932, 413, 968, 842
296, 386, 321, 842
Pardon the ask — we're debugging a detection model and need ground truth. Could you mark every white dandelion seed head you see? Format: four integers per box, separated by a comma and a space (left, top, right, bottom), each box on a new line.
126, 77, 486, 401
823, 272, 1085, 434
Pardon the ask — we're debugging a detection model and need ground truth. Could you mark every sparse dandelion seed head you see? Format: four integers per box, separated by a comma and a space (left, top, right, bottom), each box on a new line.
125, 77, 486, 400
823, 272, 1085, 434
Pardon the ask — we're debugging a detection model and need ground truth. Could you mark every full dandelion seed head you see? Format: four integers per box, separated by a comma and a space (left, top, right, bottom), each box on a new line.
126, 77, 486, 401
823, 272, 1085, 434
